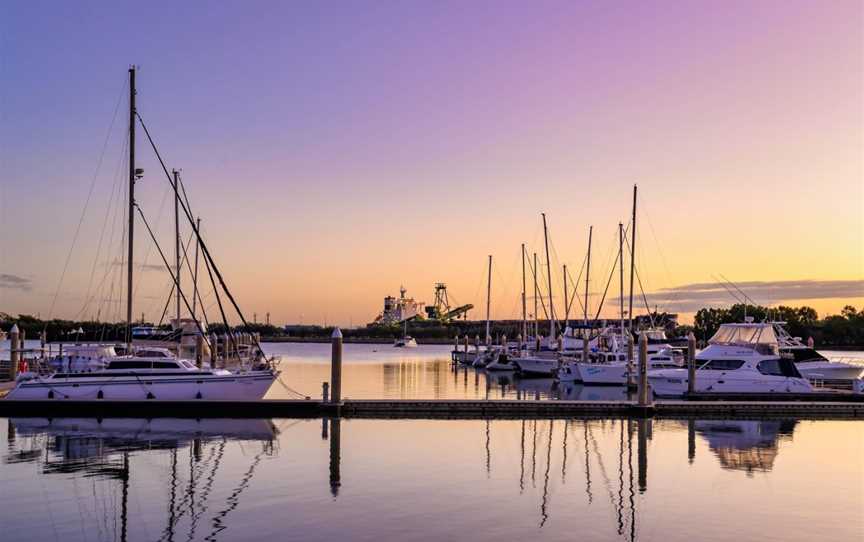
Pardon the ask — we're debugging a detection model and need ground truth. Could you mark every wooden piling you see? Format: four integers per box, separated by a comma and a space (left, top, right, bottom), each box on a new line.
687, 332, 697, 395
9, 324, 19, 380
195, 334, 204, 368
330, 328, 343, 404
638, 332, 651, 406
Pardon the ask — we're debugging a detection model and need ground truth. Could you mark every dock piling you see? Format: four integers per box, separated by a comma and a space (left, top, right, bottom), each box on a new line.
9, 324, 19, 380
330, 328, 343, 404
638, 332, 651, 406
687, 332, 696, 395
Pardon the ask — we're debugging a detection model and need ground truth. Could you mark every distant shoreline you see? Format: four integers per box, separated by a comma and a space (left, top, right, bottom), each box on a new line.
261, 336, 456, 345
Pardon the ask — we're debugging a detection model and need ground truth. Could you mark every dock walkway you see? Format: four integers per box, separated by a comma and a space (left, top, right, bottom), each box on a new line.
0, 396, 861, 420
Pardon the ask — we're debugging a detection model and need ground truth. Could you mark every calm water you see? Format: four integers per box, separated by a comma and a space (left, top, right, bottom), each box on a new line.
0, 416, 861, 541
4, 341, 861, 401
260, 343, 864, 401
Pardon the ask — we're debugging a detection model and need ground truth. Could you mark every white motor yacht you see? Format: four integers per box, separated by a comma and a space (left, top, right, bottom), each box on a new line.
649, 323, 813, 397
576, 348, 684, 386
772, 322, 864, 381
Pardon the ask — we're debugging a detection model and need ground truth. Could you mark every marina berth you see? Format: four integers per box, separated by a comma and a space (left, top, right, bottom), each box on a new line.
649, 323, 813, 397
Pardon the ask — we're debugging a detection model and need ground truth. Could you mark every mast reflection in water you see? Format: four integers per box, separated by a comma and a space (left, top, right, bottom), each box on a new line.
1, 416, 860, 542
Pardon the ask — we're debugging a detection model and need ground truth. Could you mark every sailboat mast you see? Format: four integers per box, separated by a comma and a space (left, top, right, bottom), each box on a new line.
619, 222, 625, 337
521, 243, 527, 345
628, 185, 637, 333
563, 264, 569, 330
541, 213, 554, 342
533, 252, 538, 338
485, 254, 492, 345
192, 217, 201, 319
125, 66, 136, 347
173, 169, 181, 333
584, 226, 592, 326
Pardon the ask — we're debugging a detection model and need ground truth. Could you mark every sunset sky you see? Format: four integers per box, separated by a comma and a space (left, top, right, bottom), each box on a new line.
1, 1, 862, 326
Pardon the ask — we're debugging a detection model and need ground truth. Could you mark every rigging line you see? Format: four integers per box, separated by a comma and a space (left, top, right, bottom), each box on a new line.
135, 205, 211, 353
567, 248, 589, 320
132, 183, 172, 300
48, 76, 126, 319
157, 231, 196, 326
136, 112, 267, 362
526, 252, 550, 321
622, 228, 656, 327
78, 131, 130, 320
590, 237, 622, 326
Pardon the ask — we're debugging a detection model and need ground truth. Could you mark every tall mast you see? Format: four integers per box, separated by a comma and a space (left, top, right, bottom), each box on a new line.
619, 222, 625, 337
628, 185, 637, 334
485, 254, 492, 345
173, 169, 181, 333
533, 252, 538, 338
541, 213, 554, 342
563, 264, 569, 330
125, 66, 136, 347
192, 217, 201, 319
584, 226, 592, 326
521, 243, 527, 345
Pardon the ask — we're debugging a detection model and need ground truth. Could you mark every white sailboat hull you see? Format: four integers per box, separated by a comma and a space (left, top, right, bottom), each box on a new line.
514, 355, 559, 376
6, 371, 277, 401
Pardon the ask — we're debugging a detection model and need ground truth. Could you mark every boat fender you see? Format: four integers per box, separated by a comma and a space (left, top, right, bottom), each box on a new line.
47, 390, 54, 399
97, 390, 103, 399
196, 391, 202, 399
146, 392, 155, 400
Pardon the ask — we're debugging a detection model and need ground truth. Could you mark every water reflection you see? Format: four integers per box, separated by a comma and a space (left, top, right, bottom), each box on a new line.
692, 419, 797, 474
5, 418, 278, 542
0, 415, 819, 542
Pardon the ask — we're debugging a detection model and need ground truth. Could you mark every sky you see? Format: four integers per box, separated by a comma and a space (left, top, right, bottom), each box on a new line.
0, 0, 862, 327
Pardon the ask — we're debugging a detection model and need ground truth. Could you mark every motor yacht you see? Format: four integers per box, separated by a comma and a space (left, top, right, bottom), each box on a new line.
772, 322, 864, 381
649, 323, 813, 397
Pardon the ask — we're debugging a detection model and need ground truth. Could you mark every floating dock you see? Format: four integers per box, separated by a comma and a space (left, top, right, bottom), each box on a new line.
0, 396, 861, 420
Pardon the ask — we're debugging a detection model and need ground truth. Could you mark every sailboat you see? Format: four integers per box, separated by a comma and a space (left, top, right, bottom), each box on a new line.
6, 67, 278, 401
394, 319, 417, 348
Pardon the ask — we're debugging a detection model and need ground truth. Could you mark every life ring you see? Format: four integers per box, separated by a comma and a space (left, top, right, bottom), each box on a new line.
18, 359, 28, 373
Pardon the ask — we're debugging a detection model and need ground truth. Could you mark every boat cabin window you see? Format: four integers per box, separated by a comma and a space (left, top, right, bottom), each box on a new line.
783, 348, 828, 363
700, 359, 745, 371
137, 349, 171, 358
106, 360, 181, 370
756, 359, 803, 378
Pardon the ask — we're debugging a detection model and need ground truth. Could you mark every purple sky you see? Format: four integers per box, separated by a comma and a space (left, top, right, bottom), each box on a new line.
1, 1, 862, 324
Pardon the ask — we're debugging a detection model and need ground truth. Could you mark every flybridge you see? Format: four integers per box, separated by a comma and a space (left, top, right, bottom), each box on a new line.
709, 323, 779, 346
